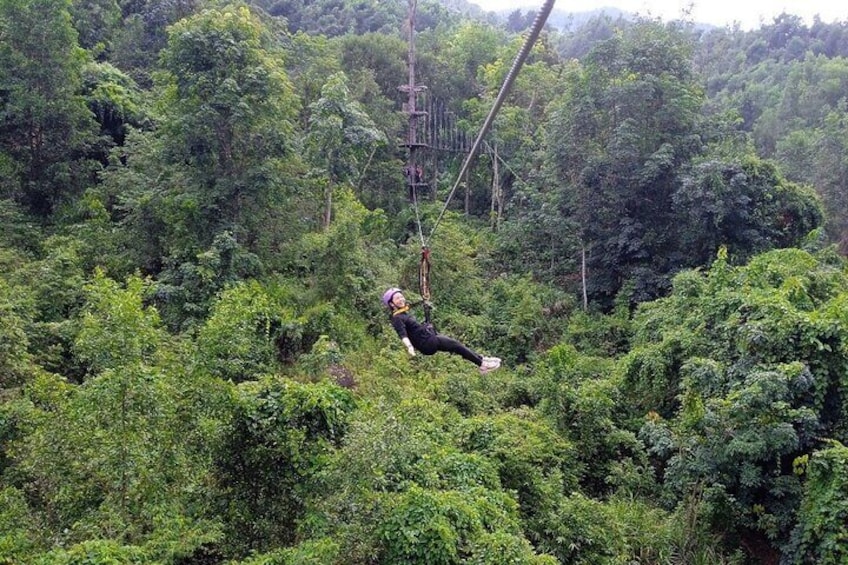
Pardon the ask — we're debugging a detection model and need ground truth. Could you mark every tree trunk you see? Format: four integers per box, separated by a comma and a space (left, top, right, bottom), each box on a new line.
323, 184, 332, 230
490, 144, 500, 231
581, 243, 588, 311
464, 167, 470, 216
431, 152, 438, 202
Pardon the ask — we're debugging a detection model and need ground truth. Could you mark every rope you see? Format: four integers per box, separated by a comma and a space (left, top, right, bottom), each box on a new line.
418, 247, 433, 324
410, 182, 426, 248
411, 184, 431, 323
419, 247, 431, 301
423, 0, 556, 247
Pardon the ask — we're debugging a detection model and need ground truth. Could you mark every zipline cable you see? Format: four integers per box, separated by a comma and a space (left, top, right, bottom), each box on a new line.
423, 0, 557, 247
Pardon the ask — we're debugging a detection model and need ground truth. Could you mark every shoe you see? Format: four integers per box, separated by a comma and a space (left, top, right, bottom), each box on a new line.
479, 357, 501, 374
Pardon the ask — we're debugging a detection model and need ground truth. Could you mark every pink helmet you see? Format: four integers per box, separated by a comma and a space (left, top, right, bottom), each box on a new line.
382, 287, 402, 307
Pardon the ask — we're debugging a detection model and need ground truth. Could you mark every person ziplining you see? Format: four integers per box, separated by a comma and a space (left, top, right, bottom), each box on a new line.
382, 287, 502, 374
385, 0, 556, 373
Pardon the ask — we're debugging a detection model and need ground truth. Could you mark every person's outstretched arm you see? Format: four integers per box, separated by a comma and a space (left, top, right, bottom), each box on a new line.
391, 315, 416, 356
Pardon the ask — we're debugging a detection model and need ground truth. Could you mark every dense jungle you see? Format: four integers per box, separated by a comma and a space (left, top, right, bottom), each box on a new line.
1, 0, 848, 562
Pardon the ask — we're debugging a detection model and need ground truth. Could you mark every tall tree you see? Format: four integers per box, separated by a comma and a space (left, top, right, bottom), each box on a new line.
0, 0, 98, 218
305, 71, 385, 230
155, 3, 301, 249
69, 0, 120, 55
544, 20, 705, 305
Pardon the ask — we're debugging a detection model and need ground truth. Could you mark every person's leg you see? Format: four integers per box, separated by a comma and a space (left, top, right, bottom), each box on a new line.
415, 335, 439, 356
434, 335, 483, 366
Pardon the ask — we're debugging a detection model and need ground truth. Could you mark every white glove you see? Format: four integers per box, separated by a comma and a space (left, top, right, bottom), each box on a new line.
402, 338, 415, 357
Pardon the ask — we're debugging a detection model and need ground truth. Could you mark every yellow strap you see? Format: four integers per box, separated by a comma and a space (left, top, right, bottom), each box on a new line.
392, 305, 410, 316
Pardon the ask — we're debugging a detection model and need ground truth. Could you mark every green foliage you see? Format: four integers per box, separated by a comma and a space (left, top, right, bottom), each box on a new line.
294, 188, 391, 321
376, 484, 538, 565
619, 338, 685, 418
269, 0, 407, 37
0, 0, 98, 217
632, 248, 848, 553
0, 486, 39, 563
153, 231, 264, 331
536, 344, 649, 496
315, 398, 486, 497
0, 198, 39, 251
534, 492, 618, 563
297, 335, 342, 380
75, 270, 161, 373
461, 410, 579, 527
785, 441, 848, 564
466, 531, 558, 565
80, 61, 146, 145
30, 539, 149, 565
12, 236, 87, 379
28, 523, 223, 565
0, 277, 33, 388
565, 308, 631, 357
305, 71, 386, 228
478, 274, 572, 365
542, 20, 706, 305
214, 377, 356, 557
235, 537, 340, 565
675, 155, 824, 267
306, 72, 386, 185
197, 280, 277, 381
440, 364, 542, 417
336, 31, 406, 117
127, 3, 304, 267
5, 4, 848, 563
300, 398, 559, 564
15, 366, 221, 550
69, 0, 120, 54
538, 20, 825, 308
54, 191, 135, 278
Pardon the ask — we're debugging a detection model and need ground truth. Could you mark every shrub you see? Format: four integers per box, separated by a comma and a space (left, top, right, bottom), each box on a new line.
785, 441, 848, 564
214, 377, 356, 557
197, 280, 278, 381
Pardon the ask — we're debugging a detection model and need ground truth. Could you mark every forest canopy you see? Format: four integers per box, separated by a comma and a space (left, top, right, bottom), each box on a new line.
1, 0, 848, 563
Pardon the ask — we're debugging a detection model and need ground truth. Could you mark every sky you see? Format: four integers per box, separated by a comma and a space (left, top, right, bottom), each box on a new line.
471, 0, 846, 30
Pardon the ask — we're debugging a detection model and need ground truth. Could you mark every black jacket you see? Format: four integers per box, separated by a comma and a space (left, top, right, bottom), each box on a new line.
390, 309, 435, 348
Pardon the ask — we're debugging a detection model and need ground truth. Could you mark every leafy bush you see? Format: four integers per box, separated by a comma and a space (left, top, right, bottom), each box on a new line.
619, 338, 685, 419
461, 410, 578, 522
153, 232, 264, 332
0, 486, 40, 563
565, 308, 631, 358
632, 248, 848, 551
197, 280, 278, 381
30, 539, 149, 565
536, 344, 646, 495
235, 538, 340, 565
376, 485, 535, 565
214, 377, 356, 557
0, 278, 32, 388
298, 399, 561, 564
75, 271, 162, 374
480, 274, 572, 365
785, 441, 848, 564
16, 364, 217, 546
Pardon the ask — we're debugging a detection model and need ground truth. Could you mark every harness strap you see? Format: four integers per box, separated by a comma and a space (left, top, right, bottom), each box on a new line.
419, 247, 433, 324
